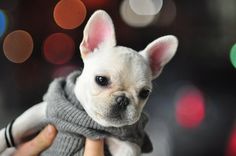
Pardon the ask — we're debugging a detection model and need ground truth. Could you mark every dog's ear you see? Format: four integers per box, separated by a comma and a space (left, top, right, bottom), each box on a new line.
80, 10, 116, 59
140, 35, 178, 79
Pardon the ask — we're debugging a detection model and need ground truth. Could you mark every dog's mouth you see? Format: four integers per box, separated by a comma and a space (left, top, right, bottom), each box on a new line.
107, 106, 127, 119
107, 112, 122, 119
85, 104, 140, 127
95, 110, 124, 121
93, 110, 134, 127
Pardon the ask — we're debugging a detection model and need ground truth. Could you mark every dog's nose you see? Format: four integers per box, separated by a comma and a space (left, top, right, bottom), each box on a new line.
115, 95, 129, 111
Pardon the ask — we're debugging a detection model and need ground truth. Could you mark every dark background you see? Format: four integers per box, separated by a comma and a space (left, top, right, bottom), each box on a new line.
0, 0, 236, 156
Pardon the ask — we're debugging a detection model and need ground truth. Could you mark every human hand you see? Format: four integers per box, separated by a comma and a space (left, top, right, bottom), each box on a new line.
13, 124, 57, 156
83, 138, 104, 156
7, 125, 103, 156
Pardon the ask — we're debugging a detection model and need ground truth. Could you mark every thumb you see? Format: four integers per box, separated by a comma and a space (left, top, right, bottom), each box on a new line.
13, 125, 57, 156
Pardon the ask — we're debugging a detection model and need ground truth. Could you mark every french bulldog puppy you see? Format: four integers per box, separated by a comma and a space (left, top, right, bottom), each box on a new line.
0, 10, 178, 156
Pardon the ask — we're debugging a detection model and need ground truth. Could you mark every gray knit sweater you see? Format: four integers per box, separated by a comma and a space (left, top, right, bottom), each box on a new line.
42, 71, 153, 156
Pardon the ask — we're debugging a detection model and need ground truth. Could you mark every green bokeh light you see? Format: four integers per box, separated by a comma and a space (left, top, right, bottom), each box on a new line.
230, 44, 236, 69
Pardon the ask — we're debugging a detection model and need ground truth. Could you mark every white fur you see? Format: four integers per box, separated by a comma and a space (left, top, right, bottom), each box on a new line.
74, 45, 152, 127
0, 10, 178, 156
106, 137, 141, 156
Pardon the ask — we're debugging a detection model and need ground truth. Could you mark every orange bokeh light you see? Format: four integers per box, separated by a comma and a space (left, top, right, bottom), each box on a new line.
3, 30, 33, 63
43, 33, 75, 65
54, 0, 87, 29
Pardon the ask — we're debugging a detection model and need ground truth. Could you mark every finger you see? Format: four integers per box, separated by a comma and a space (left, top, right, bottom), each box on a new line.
13, 125, 57, 156
83, 138, 104, 156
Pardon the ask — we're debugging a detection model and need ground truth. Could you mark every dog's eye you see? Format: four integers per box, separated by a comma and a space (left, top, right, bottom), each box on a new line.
139, 89, 150, 99
95, 76, 109, 86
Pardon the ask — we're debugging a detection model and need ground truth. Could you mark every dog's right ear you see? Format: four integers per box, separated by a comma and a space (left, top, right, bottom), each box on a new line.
80, 10, 116, 59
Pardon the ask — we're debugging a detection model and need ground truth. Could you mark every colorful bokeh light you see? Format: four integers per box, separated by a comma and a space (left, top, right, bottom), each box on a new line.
175, 87, 206, 129
0, 10, 7, 37
43, 33, 75, 65
230, 43, 236, 69
120, 0, 155, 27
3, 30, 33, 63
129, 0, 163, 15
226, 127, 236, 156
54, 0, 87, 30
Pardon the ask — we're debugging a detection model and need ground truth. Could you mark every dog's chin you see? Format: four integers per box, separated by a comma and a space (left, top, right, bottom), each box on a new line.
86, 109, 140, 127
95, 116, 139, 127
98, 113, 140, 127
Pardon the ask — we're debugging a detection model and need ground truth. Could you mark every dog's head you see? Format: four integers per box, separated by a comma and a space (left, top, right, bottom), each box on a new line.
74, 10, 178, 127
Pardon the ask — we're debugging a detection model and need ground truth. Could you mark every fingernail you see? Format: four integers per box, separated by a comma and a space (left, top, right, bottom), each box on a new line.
46, 125, 55, 136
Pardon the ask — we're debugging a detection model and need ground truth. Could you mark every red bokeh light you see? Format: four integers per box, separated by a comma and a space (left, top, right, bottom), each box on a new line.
175, 88, 205, 128
226, 127, 236, 156
43, 33, 75, 65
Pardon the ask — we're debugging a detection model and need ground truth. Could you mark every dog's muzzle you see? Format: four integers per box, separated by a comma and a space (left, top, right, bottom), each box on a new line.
109, 95, 130, 118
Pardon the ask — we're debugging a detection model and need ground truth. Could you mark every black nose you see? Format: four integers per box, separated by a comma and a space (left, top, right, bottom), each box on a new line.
115, 95, 129, 111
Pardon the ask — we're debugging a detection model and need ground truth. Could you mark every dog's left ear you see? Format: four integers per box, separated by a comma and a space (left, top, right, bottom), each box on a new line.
140, 35, 178, 79
80, 10, 116, 59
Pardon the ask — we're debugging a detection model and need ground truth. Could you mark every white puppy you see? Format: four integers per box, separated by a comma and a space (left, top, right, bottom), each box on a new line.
0, 10, 178, 156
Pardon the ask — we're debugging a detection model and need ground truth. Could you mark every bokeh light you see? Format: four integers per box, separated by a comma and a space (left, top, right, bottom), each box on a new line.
3, 30, 33, 63
120, 0, 155, 27
54, 0, 87, 30
82, 0, 108, 8
129, 0, 163, 15
52, 65, 78, 78
230, 43, 236, 69
43, 33, 75, 65
175, 87, 206, 129
226, 127, 236, 156
0, 10, 7, 37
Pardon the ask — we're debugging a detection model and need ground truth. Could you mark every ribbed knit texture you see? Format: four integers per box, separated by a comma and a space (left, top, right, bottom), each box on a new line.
41, 71, 153, 156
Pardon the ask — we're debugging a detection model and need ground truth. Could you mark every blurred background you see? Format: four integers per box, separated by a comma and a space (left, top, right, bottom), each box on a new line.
0, 0, 236, 156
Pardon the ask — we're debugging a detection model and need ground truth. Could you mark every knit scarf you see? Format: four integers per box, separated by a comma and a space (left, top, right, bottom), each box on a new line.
42, 71, 153, 156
